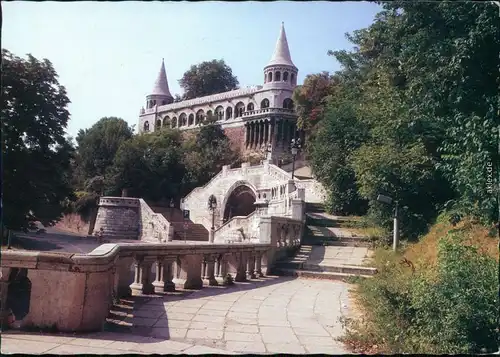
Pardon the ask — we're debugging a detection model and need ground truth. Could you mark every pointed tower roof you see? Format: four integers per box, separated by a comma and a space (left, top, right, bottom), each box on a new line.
150, 59, 173, 97
267, 22, 295, 68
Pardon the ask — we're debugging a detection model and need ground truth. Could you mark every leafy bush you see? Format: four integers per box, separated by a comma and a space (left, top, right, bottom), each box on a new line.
343, 231, 499, 354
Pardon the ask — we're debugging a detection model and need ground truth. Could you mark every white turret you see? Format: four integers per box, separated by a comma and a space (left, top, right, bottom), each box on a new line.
263, 22, 298, 90
145, 59, 174, 109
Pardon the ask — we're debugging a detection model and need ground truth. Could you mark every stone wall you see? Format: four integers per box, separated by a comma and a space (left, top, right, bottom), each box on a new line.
224, 126, 246, 154
93, 198, 140, 240
54, 213, 90, 235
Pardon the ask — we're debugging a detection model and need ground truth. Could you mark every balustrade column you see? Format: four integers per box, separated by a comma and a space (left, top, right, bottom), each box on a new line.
245, 124, 249, 147
153, 257, 175, 293
281, 120, 287, 147
250, 122, 255, 148
260, 121, 265, 147
246, 254, 256, 279
255, 121, 260, 148
264, 121, 269, 144
202, 255, 218, 286
270, 119, 275, 145
130, 257, 154, 295
215, 254, 228, 285
254, 252, 264, 277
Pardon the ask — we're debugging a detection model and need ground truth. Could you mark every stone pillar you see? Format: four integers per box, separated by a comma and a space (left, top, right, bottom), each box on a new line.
281, 120, 286, 147
228, 252, 246, 282
255, 121, 260, 148
174, 255, 203, 290
246, 254, 256, 279
130, 257, 154, 295
115, 257, 134, 297
254, 251, 264, 277
291, 199, 304, 221
215, 254, 228, 285
0, 268, 11, 329
245, 124, 250, 147
260, 121, 265, 147
202, 255, 218, 286
152, 257, 175, 293
250, 122, 255, 148
270, 119, 275, 145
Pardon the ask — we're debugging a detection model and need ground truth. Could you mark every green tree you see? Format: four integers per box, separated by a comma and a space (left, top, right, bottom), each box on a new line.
179, 59, 239, 100
1, 49, 74, 230
75, 117, 133, 186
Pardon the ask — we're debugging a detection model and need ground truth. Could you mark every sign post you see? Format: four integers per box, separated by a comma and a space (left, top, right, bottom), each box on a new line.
183, 210, 190, 243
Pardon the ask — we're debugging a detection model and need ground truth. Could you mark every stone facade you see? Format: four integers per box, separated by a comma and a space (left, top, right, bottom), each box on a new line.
138, 23, 304, 161
93, 197, 140, 240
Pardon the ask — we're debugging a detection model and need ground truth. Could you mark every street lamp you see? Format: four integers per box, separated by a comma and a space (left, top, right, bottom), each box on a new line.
290, 138, 301, 180
376, 194, 399, 251
208, 195, 217, 243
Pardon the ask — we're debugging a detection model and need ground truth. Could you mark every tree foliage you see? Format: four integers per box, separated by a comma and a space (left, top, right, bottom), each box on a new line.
179, 59, 239, 100
302, 2, 498, 237
1, 49, 74, 230
74, 117, 133, 187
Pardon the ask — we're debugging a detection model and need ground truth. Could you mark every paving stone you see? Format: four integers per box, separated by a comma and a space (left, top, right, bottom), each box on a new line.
153, 318, 190, 328
192, 314, 226, 323
106, 341, 141, 350
224, 332, 262, 342
67, 337, 116, 348
169, 306, 200, 314
131, 339, 193, 353
43, 345, 125, 355
133, 309, 166, 318
0, 338, 60, 354
183, 345, 230, 354
305, 343, 348, 354
202, 302, 231, 311
225, 316, 258, 325
297, 335, 338, 346
258, 319, 291, 327
123, 317, 158, 327
186, 329, 223, 340
149, 327, 188, 339
224, 324, 259, 333
260, 327, 298, 344
3, 333, 77, 344
189, 321, 225, 331
227, 311, 257, 319
164, 312, 195, 321
197, 309, 228, 317
292, 326, 330, 337
226, 341, 267, 353
265, 342, 306, 354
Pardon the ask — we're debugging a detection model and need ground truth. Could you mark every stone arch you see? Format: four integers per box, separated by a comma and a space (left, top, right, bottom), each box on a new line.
179, 113, 187, 127
247, 102, 254, 111
291, 73, 296, 85
275, 71, 281, 81
235, 102, 245, 118
260, 98, 270, 109
225, 106, 233, 120
283, 98, 294, 110
207, 110, 213, 120
163, 116, 170, 127
196, 109, 205, 125
188, 113, 194, 126
283, 71, 289, 81
215, 106, 224, 121
155, 119, 162, 131
268, 72, 273, 82
171, 117, 177, 128
221, 180, 258, 222
143, 121, 150, 132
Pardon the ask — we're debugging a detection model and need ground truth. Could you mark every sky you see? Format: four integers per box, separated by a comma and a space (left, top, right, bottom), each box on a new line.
3, 1, 381, 138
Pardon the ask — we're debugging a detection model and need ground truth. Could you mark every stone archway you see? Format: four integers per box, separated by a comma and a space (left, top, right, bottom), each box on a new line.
223, 184, 256, 222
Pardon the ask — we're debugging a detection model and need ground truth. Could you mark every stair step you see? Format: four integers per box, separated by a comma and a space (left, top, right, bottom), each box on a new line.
275, 262, 377, 275
275, 268, 374, 281
302, 239, 372, 248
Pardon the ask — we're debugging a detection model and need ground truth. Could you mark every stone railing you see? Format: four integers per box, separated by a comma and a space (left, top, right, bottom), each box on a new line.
242, 107, 295, 118
294, 179, 327, 203
268, 164, 292, 182
1, 238, 298, 333
138, 199, 173, 242
214, 211, 257, 243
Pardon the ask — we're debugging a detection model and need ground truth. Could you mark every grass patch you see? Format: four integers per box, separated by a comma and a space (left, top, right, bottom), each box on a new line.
341, 215, 499, 354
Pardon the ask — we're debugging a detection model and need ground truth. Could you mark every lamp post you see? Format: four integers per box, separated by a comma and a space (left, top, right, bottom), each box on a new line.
208, 195, 217, 243
290, 138, 301, 180
262, 143, 272, 163
376, 194, 400, 251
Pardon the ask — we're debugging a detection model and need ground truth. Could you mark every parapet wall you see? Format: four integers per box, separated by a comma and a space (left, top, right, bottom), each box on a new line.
93, 197, 140, 240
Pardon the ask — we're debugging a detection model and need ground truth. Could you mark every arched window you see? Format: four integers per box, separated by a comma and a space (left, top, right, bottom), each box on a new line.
225, 106, 233, 120
275, 71, 281, 81
291, 73, 295, 85
171, 117, 177, 128
163, 116, 170, 128
143, 121, 150, 132
206, 110, 213, 120
188, 114, 194, 126
260, 98, 270, 109
283, 72, 289, 81
268, 72, 273, 82
152, 100, 157, 106
247, 103, 254, 111
179, 113, 187, 127
283, 98, 294, 110
264, 73, 267, 83
215, 106, 224, 121
235, 102, 245, 118
155, 119, 162, 131
196, 110, 204, 124
161, 100, 167, 105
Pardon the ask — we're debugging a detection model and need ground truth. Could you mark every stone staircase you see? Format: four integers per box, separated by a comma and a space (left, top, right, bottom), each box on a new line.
274, 203, 377, 281
150, 206, 209, 242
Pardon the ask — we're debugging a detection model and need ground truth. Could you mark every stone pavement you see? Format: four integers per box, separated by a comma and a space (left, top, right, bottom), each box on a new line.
1, 277, 353, 355
307, 245, 373, 267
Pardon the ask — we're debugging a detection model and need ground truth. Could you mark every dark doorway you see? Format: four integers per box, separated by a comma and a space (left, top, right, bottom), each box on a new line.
223, 185, 256, 222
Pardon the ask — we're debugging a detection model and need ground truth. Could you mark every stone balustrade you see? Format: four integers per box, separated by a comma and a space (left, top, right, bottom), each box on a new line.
0, 236, 302, 333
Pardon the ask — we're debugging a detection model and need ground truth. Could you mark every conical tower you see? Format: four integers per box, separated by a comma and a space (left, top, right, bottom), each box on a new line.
263, 23, 298, 89
145, 59, 174, 109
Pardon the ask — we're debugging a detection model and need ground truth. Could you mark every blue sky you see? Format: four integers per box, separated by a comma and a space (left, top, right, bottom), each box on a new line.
3, 1, 381, 138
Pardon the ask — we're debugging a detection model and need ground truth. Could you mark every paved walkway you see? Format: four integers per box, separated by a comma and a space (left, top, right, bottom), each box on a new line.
1, 277, 353, 355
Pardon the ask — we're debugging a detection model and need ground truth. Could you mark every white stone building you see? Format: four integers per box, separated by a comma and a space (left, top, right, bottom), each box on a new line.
138, 23, 305, 160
